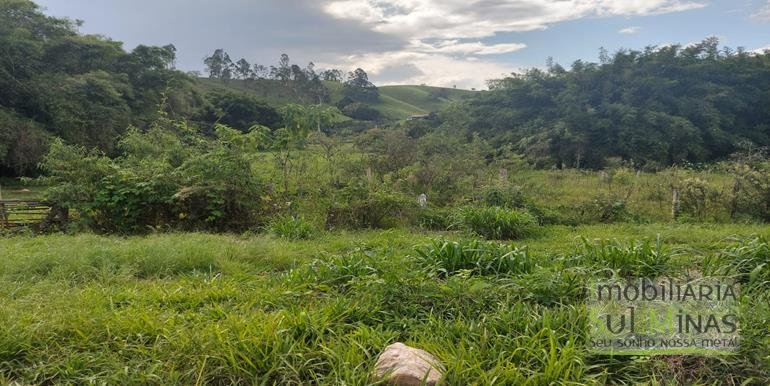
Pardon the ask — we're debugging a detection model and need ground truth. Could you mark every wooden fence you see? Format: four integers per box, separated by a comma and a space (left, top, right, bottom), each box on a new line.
0, 200, 52, 229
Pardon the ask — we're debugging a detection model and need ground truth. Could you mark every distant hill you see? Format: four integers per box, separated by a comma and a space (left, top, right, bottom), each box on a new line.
195, 78, 476, 120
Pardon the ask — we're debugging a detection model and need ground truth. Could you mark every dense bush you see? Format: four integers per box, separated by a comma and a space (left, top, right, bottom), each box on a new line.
340, 102, 381, 121
579, 194, 634, 223
415, 238, 536, 276
415, 207, 454, 230
39, 124, 270, 233
326, 190, 417, 229
459, 206, 538, 240
728, 155, 770, 221
200, 90, 282, 132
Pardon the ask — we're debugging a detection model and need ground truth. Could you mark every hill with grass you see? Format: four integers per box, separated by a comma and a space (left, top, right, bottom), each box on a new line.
195, 78, 476, 120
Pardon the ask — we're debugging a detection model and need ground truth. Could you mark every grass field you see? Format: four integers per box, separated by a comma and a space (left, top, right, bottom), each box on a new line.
195, 78, 476, 120
1, 224, 768, 384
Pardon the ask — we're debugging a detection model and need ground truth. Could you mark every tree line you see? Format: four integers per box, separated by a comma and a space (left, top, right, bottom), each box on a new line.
0, 1, 381, 177
203, 50, 344, 83
202, 49, 380, 112
447, 37, 770, 169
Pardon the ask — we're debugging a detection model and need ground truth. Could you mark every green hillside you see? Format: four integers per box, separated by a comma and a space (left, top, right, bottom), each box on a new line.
195, 78, 476, 120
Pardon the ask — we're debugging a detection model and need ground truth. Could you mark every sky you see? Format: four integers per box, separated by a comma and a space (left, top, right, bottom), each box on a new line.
35, 0, 770, 89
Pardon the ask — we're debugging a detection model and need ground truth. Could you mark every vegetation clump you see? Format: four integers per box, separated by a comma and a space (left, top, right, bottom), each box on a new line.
415, 238, 537, 277
459, 206, 539, 240
268, 215, 317, 240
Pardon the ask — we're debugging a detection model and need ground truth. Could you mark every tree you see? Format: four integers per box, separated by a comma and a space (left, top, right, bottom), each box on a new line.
446, 37, 770, 168
203, 49, 233, 79
343, 68, 379, 102
162, 44, 177, 69
274, 104, 337, 193
253, 64, 268, 79
202, 91, 281, 132
235, 58, 252, 79
320, 69, 343, 82
0, 0, 203, 176
270, 53, 291, 82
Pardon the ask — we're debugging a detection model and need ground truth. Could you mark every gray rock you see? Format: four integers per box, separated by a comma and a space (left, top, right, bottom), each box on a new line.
374, 342, 444, 386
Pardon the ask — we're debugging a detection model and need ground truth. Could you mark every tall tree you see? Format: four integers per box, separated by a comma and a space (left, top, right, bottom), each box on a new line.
203, 49, 233, 79
235, 58, 252, 79
343, 68, 379, 102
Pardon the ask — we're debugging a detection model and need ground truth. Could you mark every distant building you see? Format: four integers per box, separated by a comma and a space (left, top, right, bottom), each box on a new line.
407, 112, 437, 121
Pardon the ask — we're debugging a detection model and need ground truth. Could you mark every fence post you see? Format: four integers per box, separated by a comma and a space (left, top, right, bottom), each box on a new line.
672, 188, 680, 220
0, 202, 6, 228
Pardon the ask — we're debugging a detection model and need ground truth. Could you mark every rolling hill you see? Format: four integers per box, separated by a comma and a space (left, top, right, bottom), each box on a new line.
195, 78, 477, 120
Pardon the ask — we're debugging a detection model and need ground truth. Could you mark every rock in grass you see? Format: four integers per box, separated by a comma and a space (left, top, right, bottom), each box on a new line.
374, 342, 444, 386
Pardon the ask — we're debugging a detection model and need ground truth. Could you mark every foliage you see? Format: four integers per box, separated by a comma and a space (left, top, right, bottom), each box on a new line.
416, 207, 454, 230
0, 108, 50, 175
343, 68, 379, 102
451, 38, 770, 168
38, 123, 270, 233
706, 236, 770, 289
677, 177, 720, 221
415, 238, 537, 277
727, 150, 770, 221
459, 206, 538, 240
340, 102, 381, 121
570, 237, 670, 277
2, 226, 768, 384
0, 0, 201, 176
326, 189, 417, 229
579, 193, 634, 223
199, 90, 281, 132
268, 215, 317, 240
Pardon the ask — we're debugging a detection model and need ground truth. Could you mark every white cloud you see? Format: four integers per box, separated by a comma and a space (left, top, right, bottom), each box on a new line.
412, 40, 527, 55
320, 0, 707, 88
750, 44, 770, 54
323, 0, 706, 39
319, 51, 515, 89
618, 26, 641, 34
751, 1, 770, 22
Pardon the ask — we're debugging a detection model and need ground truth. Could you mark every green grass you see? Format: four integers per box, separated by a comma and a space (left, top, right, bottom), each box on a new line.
0, 179, 44, 200
1, 224, 768, 384
195, 78, 476, 120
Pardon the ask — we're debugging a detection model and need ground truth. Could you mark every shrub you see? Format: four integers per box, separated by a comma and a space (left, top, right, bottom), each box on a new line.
268, 215, 317, 240
479, 184, 565, 225
340, 102, 381, 121
579, 194, 633, 223
39, 125, 271, 233
458, 206, 538, 240
728, 158, 770, 221
677, 177, 720, 220
326, 191, 417, 229
416, 207, 454, 230
480, 185, 528, 208
415, 238, 536, 277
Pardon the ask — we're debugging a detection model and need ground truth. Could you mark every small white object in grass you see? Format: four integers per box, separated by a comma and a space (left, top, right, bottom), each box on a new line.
374, 342, 444, 386
418, 194, 428, 208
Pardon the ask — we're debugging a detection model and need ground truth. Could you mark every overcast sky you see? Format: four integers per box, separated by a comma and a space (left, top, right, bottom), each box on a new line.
35, 0, 770, 89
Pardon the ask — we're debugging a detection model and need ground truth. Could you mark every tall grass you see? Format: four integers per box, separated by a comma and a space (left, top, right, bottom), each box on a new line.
459, 206, 538, 240
0, 227, 768, 384
415, 238, 537, 277
569, 237, 671, 277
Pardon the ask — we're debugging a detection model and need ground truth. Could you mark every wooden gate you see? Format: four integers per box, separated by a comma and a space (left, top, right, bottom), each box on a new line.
0, 200, 52, 228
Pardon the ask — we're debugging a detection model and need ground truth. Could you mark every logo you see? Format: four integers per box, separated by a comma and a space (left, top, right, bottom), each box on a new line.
587, 277, 740, 355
